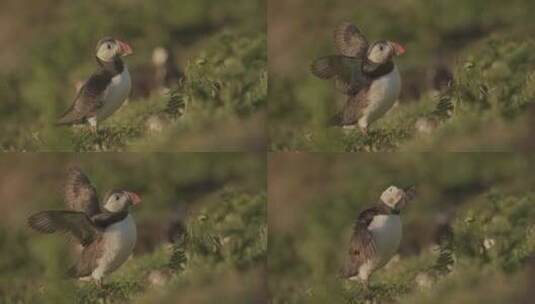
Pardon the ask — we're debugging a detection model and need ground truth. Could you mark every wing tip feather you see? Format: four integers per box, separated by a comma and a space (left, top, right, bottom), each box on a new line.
311, 57, 335, 79
27, 212, 56, 233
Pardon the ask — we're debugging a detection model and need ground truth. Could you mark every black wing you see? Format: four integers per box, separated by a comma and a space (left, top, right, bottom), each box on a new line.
64, 167, 100, 217
311, 55, 370, 95
340, 207, 379, 278
333, 22, 369, 58
28, 210, 100, 246
91, 211, 128, 228
56, 70, 112, 125
362, 61, 395, 79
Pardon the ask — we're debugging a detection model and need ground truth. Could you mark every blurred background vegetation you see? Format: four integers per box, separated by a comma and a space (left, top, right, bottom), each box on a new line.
0, 153, 266, 303
0, 0, 266, 151
268, 153, 535, 303
268, 0, 535, 151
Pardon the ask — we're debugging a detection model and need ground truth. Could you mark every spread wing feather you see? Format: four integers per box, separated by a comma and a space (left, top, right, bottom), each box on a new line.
28, 210, 100, 247
64, 167, 100, 217
311, 55, 370, 95
334, 22, 369, 58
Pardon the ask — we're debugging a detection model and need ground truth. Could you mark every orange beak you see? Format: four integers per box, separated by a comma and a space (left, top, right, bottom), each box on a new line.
389, 41, 406, 56
116, 40, 133, 56
126, 191, 142, 205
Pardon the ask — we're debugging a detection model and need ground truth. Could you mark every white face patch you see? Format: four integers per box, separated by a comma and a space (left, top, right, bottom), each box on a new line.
103, 192, 129, 212
367, 42, 393, 64
97, 41, 120, 62
380, 185, 405, 209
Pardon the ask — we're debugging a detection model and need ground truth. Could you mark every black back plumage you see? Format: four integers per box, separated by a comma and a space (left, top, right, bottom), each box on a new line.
56, 50, 125, 125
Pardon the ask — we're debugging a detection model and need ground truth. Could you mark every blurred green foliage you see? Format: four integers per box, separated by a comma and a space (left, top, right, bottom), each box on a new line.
268, 0, 535, 151
268, 153, 535, 303
0, 0, 266, 151
0, 153, 266, 303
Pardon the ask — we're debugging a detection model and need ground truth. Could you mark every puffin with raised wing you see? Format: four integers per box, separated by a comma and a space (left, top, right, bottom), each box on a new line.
311, 22, 405, 134
56, 38, 133, 133
27, 167, 141, 286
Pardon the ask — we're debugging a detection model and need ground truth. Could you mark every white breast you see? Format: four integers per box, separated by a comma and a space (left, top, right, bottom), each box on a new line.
92, 214, 137, 279
359, 65, 401, 128
368, 214, 402, 267
97, 67, 131, 121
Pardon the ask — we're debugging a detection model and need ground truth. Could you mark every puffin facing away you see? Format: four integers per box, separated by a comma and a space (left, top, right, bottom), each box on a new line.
28, 167, 141, 286
340, 185, 415, 285
57, 38, 133, 132
311, 22, 405, 133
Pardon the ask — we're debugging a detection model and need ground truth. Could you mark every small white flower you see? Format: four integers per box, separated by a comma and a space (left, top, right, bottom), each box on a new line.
483, 238, 495, 250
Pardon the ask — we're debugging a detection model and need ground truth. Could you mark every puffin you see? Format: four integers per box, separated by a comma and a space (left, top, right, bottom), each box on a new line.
56, 37, 133, 132
340, 185, 415, 285
311, 22, 406, 133
27, 167, 141, 286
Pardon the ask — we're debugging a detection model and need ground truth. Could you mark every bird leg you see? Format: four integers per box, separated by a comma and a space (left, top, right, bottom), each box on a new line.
363, 282, 376, 304
88, 117, 98, 134
359, 279, 376, 303
94, 278, 104, 288
357, 118, 369, 135
360, 279, 369, 294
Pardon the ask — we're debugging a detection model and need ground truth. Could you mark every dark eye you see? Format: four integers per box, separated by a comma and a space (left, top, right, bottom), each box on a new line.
107, 44, 112, 50
379, 46, 384, 51
114, 194, 119, 200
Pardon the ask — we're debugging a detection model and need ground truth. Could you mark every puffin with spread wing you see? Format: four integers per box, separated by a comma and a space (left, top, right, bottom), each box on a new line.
311, 22, 406, 133
28, 167, 141, 286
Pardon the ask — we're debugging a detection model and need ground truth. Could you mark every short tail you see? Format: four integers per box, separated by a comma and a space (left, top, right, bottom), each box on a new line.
55, 115, 81, 126
55, 105, 85, 126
